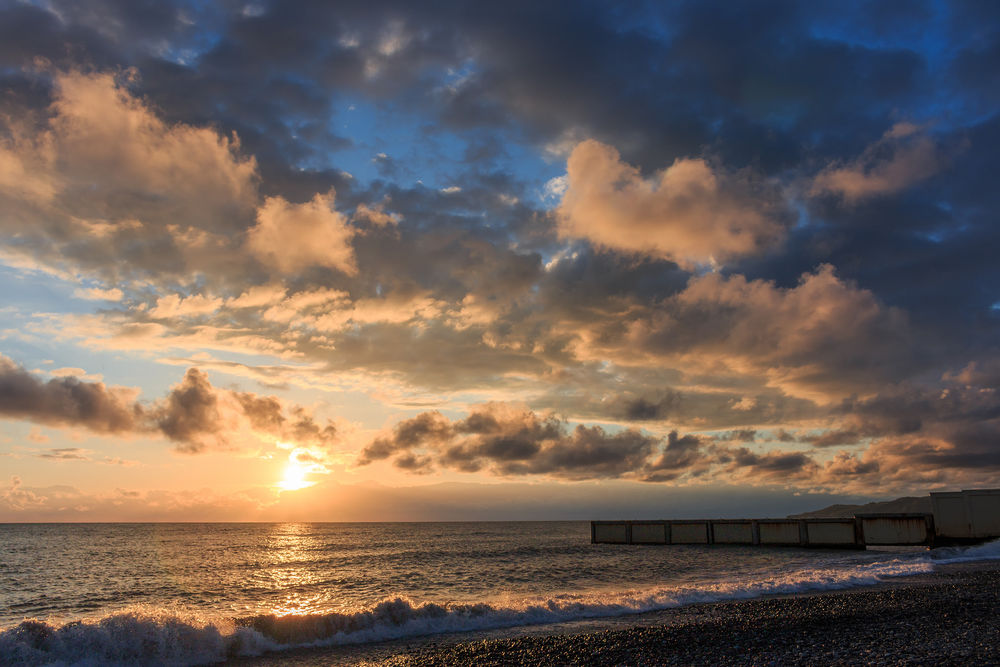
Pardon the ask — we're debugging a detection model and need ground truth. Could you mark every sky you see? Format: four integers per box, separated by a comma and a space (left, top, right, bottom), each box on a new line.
1, 0, 999, 521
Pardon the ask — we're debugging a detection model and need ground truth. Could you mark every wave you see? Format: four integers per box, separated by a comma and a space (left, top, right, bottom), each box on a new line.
930, 537, 1000, 564
0, 554, 939, 667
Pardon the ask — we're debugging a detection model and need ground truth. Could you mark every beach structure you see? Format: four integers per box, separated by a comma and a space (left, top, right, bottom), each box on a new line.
592, 489, 1000, 548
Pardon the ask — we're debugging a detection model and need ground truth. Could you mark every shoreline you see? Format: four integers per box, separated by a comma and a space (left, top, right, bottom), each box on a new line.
230, 561, 1000, 666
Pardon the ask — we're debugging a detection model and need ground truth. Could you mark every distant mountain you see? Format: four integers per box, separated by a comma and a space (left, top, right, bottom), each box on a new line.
788, 496, 931, 519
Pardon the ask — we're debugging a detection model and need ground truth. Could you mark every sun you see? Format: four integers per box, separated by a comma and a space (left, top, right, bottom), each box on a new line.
277, 460, 316, 492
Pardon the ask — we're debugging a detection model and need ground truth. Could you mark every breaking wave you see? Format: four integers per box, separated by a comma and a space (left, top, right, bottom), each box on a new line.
930, 537, 1000, 564
0, 556, 933, 666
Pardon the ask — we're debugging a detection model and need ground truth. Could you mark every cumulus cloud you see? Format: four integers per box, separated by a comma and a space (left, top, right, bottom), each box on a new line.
246, 191, 358, 275
556, 140, 788, 268
0, 70, 373, 286
811, 123, 947, 202
46, 70, 259, 226
0, 354, 338, 454
0, 70, 258, 281
151, 368, 340, 453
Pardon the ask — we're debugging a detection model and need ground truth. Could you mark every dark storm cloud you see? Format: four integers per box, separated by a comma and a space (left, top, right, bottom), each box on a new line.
0, 356, 337, 453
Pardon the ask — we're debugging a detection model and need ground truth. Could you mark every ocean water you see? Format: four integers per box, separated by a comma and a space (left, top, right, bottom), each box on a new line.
1, 521, 997, 665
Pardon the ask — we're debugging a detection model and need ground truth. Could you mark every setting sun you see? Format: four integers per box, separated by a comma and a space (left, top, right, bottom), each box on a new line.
277, 461, 315, 492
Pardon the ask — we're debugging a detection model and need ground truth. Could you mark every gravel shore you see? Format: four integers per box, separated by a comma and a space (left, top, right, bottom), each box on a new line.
233, 561, 1000, 666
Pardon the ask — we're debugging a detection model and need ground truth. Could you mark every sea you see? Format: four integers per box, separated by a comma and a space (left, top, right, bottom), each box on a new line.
2, 521, 999, 665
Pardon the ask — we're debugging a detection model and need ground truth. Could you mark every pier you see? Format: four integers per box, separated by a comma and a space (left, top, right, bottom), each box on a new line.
592, 489, 1000, 548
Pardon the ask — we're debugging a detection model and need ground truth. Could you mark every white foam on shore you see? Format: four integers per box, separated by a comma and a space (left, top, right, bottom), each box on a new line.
0, 555, 935, 666
930, 538, 1000, 564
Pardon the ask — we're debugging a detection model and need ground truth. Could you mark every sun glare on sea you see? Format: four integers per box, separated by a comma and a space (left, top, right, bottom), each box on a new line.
277, 460, 316, 492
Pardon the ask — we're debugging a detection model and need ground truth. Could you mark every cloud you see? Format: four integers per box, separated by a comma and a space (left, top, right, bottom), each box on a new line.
355, 402, 877, 488
47, 70, 258, 222
151, 368, 341, 454
1, 476, 45, 511
246, 191, 358, 275
0, 354, 143, 433
569, 264, 911, 402
555, 140, 788, 267
0, 2, 998, 503
353, 201, 401, 227
0, 354, 339, 454
359, 402, 690, 481
811, 123, 947, 202
718, 446, 816, 481
0, 478, 275, 520
48, 367, 103, 382
36, 447, 90, 460
149, 294, 224, 319
784, 379, 1000, 491
73, 286, 124, 301
0, 70, 259, 282
642, 431, 712, 482
946, 359, 1000, 388
0, 69, 368, 288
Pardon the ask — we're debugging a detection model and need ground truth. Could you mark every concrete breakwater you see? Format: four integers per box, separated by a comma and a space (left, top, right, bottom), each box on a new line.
592, 489, 1000, 548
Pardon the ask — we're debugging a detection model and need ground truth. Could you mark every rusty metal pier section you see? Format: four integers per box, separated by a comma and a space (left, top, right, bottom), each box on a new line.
591, 489, 1000, 548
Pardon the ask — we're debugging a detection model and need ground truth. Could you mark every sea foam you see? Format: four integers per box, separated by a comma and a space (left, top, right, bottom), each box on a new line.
930, 536, 1000, 564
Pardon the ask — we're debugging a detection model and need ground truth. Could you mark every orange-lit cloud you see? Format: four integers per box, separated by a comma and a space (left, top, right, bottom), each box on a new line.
247, 192, 358, 275
811, 123, 947, 202
556, 140, 788, 268
0, 70, 257, 283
